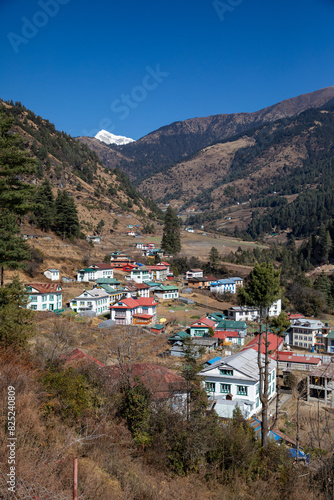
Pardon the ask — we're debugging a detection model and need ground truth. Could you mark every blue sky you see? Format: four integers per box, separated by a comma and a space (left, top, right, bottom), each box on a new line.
1, 0, 334, 140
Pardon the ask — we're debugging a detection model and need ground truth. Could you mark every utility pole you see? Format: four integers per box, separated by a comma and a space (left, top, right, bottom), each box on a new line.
296, 396, 300, 463
73, 457, 78, 500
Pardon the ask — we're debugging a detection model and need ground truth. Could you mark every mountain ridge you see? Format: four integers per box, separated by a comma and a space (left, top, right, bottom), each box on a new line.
78, 85, 334, 182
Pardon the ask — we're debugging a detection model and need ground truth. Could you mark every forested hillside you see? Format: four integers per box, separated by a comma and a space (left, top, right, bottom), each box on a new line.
0, 99, 161, 227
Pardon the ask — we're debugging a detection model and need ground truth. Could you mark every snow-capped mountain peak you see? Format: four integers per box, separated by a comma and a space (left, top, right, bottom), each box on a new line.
94, 130, 135, 146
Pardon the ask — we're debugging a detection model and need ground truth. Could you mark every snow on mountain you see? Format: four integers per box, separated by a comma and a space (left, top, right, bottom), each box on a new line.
94, 130, 135, 146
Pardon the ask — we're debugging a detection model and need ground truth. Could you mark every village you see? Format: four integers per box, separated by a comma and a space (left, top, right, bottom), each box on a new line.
22, 240, 334, 462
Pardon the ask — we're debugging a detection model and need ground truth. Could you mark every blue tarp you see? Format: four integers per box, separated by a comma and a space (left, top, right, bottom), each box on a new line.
207, 357, 222, 365
288, 448, 306, 459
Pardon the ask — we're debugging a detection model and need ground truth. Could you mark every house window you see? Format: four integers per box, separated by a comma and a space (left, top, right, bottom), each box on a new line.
220, 384, 231, 394
49, 295, 54, 301
30, 296, 37, 302
256, 383, 259, 395
256, 397, 260, 407
42, 295, 47, 302
42, 304, 47, 310
237, 385, 248, 396
220, 369, 233, 376
31, 305, 37, 310
80, 301, 85, 306
205, 382, 215, 393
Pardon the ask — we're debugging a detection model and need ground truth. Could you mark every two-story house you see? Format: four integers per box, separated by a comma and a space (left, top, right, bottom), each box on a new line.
154, 285, 179, 301
228, 306, 259, 322
110, 296, 157, 325
77, 264, 114, 282
124, 282, 151, 298
70, 288, 110, 315
210, 279, 237, 294
146, 265, 168, 281
215, 319, 248, 337
228, 300, 282, 321
200, 348, 276, 419
130, 266, 152, 283
26, 283, 62, 311
190, 317, 217, 337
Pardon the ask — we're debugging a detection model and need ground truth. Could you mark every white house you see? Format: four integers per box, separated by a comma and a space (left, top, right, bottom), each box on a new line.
146, 265, 168, 281
210, 279, 236, 294
227, 299, 282, 321
44, 269, 60, 281
268, 299, 282, 317
199, 348, 276, 419
229, 277, 244, 288
70, 288, 110, 315
26, 283, 62, 311
186, 269, 203, 279
130, 266, 152, 283
124, 282, 151, 298
77, 264, 114, 282
154, 285, 179, 301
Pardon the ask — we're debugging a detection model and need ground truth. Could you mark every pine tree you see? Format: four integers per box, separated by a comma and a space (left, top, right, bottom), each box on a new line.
209, 246, 220, 270
34, 179, 55, 231
0, 275, 34, 349
0, 112, 36, 215
161, 206, 181, 254
54, 190, 80, 240
0, 113, 36, 285
0, 211, 31, 286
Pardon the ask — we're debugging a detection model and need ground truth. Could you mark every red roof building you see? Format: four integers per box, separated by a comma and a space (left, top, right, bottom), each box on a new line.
243, 333, 284, 355
110, 297, 157, 325
213, 330, 245, 345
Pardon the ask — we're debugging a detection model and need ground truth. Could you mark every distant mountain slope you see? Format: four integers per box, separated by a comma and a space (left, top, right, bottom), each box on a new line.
78, 86, 334, 182
174, 104, 334, 239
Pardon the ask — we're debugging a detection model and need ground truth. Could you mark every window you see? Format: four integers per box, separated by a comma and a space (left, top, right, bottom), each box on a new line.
237, 385, 248, 396
80, 301, 85, 306
205, 382, 215, 393
220, 383, 231, 394
256, 383, 259, 395
31, 305, 37, 310
42, 304, 47, 310
49, 295, 54, 301
220, 369, 233, 376
256, 397, 260, 407
30, 296, 37, 302
42, 295, 47, 302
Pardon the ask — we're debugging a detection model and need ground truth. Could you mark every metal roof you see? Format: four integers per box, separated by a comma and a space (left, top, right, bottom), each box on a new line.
200, 348, 275, 380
